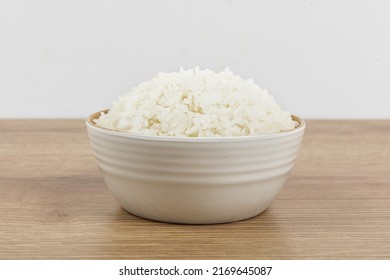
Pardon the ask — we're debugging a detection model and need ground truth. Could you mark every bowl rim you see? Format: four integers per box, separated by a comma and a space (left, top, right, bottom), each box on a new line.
86, 109, 305, 142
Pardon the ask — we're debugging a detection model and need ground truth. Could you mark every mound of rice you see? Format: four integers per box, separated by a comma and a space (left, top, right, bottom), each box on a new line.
94, 67, 295, 137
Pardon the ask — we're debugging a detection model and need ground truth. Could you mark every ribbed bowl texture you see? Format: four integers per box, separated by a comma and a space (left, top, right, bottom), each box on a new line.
86, 110, 305, 224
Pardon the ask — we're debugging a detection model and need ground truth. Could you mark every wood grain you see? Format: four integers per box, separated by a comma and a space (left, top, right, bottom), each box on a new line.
0, 119, 389, 259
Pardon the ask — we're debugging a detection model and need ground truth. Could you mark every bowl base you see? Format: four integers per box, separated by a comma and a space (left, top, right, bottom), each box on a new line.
121, 206, 270, 225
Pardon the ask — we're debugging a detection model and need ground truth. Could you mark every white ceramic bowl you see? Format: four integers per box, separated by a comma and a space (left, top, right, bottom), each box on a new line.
86, 110, 305, 224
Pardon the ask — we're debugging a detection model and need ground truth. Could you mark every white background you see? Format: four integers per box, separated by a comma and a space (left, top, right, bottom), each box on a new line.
1, 0, 389, 119
0, 260, 390, 280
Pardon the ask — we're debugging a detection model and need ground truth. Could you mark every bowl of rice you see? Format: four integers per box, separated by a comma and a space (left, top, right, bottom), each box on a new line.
86, 68, 305, 224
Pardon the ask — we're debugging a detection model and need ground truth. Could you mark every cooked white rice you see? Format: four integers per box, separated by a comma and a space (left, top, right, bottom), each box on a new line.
94, 67, 295, 137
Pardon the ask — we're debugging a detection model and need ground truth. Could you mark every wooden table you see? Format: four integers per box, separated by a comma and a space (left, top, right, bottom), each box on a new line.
0, 120, 389, 259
